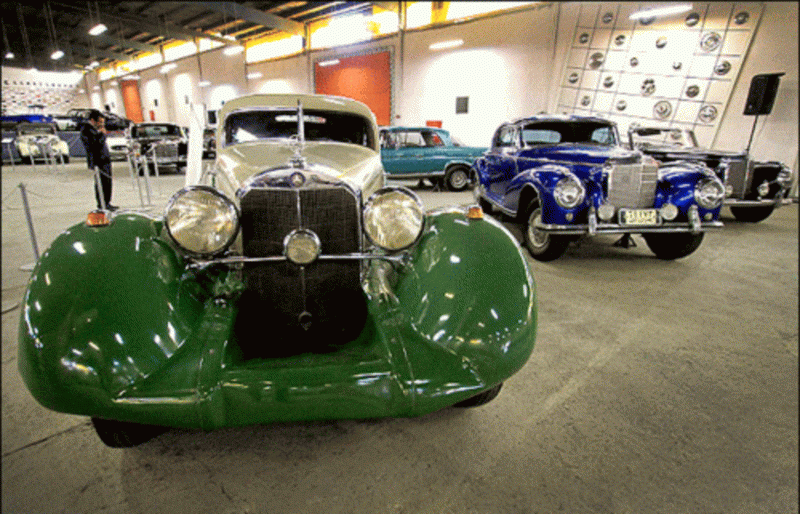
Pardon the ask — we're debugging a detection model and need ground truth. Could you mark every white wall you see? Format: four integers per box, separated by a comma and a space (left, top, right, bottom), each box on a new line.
82, 2, 796, 175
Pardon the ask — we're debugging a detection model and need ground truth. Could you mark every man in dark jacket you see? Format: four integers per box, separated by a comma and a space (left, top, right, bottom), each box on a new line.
80, 110, 116, 210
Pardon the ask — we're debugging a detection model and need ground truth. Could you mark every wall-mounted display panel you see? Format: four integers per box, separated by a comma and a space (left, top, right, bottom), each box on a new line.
556, 2, 763, 147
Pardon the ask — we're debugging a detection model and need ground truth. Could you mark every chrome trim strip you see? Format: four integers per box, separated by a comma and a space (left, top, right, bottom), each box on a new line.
385, 171, 446, 180
187, 252, 407, 269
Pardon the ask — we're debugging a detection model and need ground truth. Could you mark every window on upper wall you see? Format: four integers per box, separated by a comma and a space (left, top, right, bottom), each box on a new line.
247, 35, 304, 63
445, 2, 536, 21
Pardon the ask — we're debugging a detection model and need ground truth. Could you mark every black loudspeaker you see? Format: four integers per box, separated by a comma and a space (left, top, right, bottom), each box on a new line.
743, 72, 784, 115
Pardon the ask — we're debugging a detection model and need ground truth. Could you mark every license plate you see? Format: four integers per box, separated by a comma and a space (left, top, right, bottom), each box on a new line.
620, 209, 659, 226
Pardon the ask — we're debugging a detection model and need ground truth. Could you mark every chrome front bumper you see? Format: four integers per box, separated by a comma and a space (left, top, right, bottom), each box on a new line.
724, 195, 788, 208
536, 207, 723, 235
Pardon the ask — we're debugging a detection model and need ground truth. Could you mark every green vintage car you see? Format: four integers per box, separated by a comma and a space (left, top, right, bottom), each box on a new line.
18, 94, 537, 447
380, 126, 487, 191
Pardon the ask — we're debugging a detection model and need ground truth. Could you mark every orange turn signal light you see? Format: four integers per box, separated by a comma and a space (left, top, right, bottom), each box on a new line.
86, 210, 111, 227
467, 205, 484, 220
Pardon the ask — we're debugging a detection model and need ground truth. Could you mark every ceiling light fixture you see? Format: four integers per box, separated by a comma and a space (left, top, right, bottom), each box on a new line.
199, 80, 211, 87
51, 50, 64, 60
88, 23, 107, 36
318, 59, 340, 67
247, 72, 262, 79
629, 4, 693, 20
223, 45, 244, 56
160, 63, 177, 74
429, 39, 464, 51
5, 52, 13, 59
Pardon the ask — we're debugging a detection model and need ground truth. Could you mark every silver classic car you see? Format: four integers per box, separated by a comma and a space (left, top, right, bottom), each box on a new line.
629, 125, 793, 222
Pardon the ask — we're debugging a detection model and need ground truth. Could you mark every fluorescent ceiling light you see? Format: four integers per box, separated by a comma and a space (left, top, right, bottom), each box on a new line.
429, 39, 464, 51
110, 81, 118, 86
89, 23, 107, 36
199, 80, 211, 87
630, 4, 692, 20
5, 52, 13, 59
431, 40, 463, 50
224, 45, 244, 56
160, 63, 177, 74
51, 50, 65, 60
247, 72, 262, 79
318, 59, 340, 67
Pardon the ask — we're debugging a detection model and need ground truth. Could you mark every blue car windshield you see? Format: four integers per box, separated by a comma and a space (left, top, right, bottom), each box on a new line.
522, 122, 617, 146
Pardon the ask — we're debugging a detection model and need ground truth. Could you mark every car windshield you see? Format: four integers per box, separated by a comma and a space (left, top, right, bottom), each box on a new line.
224, 109, 373, 148
521, 121, 618, 146
630, 128, 698, 148
132, 125, 182, 138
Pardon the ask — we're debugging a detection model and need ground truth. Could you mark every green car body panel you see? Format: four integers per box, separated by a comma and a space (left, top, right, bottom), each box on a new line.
18, 210, 536, 430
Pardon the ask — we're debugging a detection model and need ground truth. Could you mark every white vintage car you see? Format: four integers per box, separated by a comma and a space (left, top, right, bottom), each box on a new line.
13, 122, 70, 164
19, 93, 537, 447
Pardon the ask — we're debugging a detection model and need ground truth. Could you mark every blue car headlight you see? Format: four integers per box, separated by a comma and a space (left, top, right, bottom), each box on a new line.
553, 174, 586, 209
694, 178, 725, 209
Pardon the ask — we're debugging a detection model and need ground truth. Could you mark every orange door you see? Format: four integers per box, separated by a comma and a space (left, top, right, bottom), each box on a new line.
315, 52, 391, 126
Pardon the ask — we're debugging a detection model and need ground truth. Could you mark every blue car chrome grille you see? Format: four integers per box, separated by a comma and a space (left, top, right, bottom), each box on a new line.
606, 162, 658, 208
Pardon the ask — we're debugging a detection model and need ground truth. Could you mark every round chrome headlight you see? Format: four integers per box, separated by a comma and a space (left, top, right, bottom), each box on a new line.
165, 186, 239, 256
694, 178, 725, 209
553, 175, 586, 209
363, 187, 425, 252
597, 203, 615, 221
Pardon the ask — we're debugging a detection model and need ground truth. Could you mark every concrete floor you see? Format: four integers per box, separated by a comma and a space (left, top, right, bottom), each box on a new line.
2, 159, 797, 514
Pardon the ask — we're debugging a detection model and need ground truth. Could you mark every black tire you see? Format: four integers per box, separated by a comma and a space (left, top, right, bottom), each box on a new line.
523, 207, 570, 261
478, 195, 493, 214
643, 232, 704, 260
444, 166, 471, 191
21, 155, 32, 165
91, 417, 167, 448
729, 205, 775, 223
454, 383, 503, 408
62, 155, 70, 164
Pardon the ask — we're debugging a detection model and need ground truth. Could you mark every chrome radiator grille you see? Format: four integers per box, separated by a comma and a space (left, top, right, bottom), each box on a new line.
606, 161, 658, 208
723, 158, 749, 198
236, 183, 365, 353
153, 141, 178, 159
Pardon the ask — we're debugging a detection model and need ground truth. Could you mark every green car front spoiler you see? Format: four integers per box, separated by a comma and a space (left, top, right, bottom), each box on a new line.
19, 210, 536, 430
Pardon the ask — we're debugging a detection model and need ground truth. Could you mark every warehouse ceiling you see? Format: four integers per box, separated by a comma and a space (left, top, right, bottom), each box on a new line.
1, 1, 395, 72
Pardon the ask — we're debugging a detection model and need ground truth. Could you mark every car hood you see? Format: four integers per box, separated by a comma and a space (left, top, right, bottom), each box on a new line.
521, 144, 637, 165
215, 141, 384, 200
638, 145, 746, 160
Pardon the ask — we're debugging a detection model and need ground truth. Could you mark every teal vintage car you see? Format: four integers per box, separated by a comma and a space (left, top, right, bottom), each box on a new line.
380, 126, 487, 191
19, 94, 537, 447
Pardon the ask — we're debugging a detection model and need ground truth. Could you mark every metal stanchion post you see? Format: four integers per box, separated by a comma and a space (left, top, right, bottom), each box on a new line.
128, 152, 146, 207
141, 153, 153, 206
27, 143, 37, 172
18, 183, 40, 271
93, 167, 107, 211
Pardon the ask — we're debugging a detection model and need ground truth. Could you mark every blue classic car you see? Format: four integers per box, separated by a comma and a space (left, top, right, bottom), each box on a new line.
379, 126, 487, 191
473, 115, 726, 261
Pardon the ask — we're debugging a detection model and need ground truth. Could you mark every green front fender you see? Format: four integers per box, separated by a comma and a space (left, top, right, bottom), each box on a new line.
18, 210, 536, 429
392, 210, 537, 413
18, 213, 207, 427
